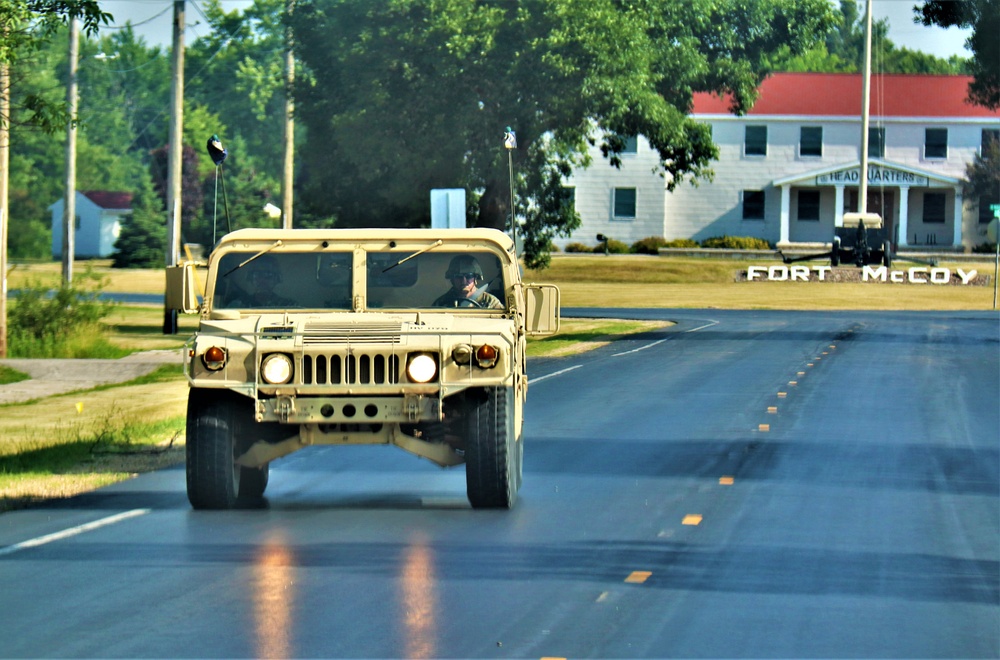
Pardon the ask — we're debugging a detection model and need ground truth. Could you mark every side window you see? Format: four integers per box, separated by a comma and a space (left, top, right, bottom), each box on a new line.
742, 190, 766, 220
923, 193, 946, 223
868, 127, 885, 158
925, 128, 948, 159
745, 126, 767, 156
613, 188, 637, 219
797, 190, 821, 221
800, 127, 822, 157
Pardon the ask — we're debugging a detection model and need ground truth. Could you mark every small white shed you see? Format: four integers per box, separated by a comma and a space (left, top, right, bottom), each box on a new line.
50, 190, 133, 259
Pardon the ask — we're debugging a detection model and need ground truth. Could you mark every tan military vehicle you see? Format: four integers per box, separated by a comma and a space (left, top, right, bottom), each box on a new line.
166, 228, 559, 510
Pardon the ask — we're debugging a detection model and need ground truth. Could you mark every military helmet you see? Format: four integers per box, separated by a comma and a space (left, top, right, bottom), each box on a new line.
444, 255, 484, 282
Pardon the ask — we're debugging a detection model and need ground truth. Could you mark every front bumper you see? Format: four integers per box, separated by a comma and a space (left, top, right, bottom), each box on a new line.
257, 392, 440, 424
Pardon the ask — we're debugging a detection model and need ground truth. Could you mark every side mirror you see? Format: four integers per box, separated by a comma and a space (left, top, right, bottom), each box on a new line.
523, 284, 560, 336
165, 263, 200, 314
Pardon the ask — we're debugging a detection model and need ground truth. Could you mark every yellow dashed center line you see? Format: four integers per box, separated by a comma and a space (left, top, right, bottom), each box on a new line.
625, 571, 652, 583
719, 476, 734, 485
682, 514, 703, 525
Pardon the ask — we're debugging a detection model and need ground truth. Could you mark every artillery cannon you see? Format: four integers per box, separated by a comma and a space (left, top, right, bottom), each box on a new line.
778, 212, 936, 269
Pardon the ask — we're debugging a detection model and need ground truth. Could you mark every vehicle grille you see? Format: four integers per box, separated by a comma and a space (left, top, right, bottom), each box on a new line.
302, 353, 401, 385
303, 322, 402, 345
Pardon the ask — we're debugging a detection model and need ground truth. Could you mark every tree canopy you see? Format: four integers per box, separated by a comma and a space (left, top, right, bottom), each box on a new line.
0, 0, 985, 269
916, 0, 999, 110
291, 0, 839, 267
1, 0, 111, 131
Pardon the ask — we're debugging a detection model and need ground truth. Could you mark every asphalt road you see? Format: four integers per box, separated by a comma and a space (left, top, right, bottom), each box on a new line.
1, 309, 997, 658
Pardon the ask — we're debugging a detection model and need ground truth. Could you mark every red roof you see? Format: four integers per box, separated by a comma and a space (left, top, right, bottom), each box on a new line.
82, 190, 133, 210
692, 73, 1000, 118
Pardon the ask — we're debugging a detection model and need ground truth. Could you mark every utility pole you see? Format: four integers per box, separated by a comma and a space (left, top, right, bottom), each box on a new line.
163, 0, 185, 334
858, 0, 873, 215
0, 58, 9, 358
281, 0, 295, 229
62, 17, 79, 285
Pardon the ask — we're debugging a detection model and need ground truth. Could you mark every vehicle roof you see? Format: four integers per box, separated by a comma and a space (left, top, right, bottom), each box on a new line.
216, 227, 515, 251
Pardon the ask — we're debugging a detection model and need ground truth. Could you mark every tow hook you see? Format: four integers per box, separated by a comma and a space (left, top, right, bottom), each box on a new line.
275, 395, 295, 422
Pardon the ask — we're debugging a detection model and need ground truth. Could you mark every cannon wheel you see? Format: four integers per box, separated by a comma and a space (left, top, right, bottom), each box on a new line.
882, 240, 892, 268
830, 236, 841, 267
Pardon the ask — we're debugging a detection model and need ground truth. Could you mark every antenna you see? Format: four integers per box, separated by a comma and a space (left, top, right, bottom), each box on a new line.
504, 126, 521, 258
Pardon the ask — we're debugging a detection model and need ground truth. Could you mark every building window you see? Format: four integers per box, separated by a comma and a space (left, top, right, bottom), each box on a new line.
923, 192, 946, 224
925, 128, 948, 159
982, 129, 999, 153
622, 136, 638, 154
868, 127, 885, 158
613, 188, 636, 219
797, 190, 821, 221
800, 127, 822, 157
742, 190, 765, 220
559, 186, 576, 213
745, 126, 767, 156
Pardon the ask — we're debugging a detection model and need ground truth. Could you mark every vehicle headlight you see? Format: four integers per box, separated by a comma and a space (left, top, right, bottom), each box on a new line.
406, 353, 437, 383
261, 353, 293, 384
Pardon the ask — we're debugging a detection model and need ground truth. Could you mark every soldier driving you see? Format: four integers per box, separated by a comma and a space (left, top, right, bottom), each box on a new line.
433, 255, 503, 309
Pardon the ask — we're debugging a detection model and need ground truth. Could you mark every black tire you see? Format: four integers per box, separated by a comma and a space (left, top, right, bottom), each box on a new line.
186, 390, 268, 509
882, 240, 892, 268
830, 236, 841, 267
465, 387, 520, 509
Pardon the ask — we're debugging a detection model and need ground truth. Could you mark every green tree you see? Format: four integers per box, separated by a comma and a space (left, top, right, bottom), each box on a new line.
963, 136, 1000, 207
292, 0, 837, 267
185, 0, 291, 184
916, 0, 999, 109
769, 0, 968, 75
0, 0, 111, 131
111, 170, 165, 268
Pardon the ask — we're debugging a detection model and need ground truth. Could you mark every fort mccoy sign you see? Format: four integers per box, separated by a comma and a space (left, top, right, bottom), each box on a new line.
743, 265, 987, 285
816, 166, 928, 187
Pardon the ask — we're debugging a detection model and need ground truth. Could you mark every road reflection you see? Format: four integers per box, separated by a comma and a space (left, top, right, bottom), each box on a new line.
253, 535, 295, 659
400, 533, 438, 659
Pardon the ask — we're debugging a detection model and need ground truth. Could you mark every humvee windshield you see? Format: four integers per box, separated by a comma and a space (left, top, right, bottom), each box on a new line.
211, 249, 506, 311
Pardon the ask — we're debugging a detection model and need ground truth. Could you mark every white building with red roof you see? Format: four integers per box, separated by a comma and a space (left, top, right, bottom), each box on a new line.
49, 190, 133, 259
564, 73, 1000, 251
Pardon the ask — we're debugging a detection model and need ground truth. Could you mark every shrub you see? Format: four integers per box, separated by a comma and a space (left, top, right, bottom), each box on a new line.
700, 235, 773, 250
662, 238, 700, 248
630, 236, 668, 255
594, 239, 629, 254
9, 270, 123, 358
972, 241, 998, 254
564, 242, 591, 253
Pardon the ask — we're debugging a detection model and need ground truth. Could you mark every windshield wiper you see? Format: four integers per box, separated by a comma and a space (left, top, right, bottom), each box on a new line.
221, 240, 283, 278
381, 240, 443, 273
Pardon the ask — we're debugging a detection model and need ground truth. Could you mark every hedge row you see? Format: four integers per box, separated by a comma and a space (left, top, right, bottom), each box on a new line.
564, 235, 773, 254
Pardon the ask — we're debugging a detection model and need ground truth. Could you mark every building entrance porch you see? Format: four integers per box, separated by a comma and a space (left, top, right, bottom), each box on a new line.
775, 159, 963, 249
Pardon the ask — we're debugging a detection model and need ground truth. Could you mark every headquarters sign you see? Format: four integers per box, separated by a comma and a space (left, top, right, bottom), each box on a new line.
816, 167, 928, 187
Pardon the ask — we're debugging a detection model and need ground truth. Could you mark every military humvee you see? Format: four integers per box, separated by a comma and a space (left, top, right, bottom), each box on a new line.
166, 228, 560, 510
